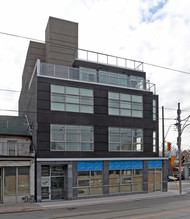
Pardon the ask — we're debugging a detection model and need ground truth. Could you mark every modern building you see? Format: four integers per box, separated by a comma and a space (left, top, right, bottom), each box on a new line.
0, 116, 35, 203
19, 17, 168, 202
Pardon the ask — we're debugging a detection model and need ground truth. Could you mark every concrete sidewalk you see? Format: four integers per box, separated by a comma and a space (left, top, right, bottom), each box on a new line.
0, 189, 185, 214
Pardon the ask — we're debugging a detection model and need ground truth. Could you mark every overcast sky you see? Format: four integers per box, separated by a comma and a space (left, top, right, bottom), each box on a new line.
0, 0, 190, 153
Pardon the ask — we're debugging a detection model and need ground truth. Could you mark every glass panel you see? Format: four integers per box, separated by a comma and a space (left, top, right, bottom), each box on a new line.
91, 179, 103, 186
121, 170, 132, 176
78, 171, 90, 179
51, 166, 64, 176
65, 87, 79, 95
109, 135, 120, 143
80, 97, 93, 105
66, 95, 79, 104
109, 108, 120, 115
109, 186, 120, 193
109, 143, 120, 151
78, 179, 89, 186
4, 167, 16, 195
91, 187, 103, 195
78, 188, 90, 196
109, 100, 120, 108
51, 85, 65, 94
121, 143, 132, 151
41, 166, 50, 176
51, 93, 65, 102
80, 88, 93, 97
132, 110, 143, 118
51, 102, 65, 111
120, 94, 131, 101
81, 143, 93, 151
109, 75, 118, 85
155, 172, 161, 191
120, 109, 131, 116
91, 171, 102, 179
41, 187, 50, 200
148, 172, 155, 192
51, 177, 64, 200
99, 72, 109, 83
51, 125, 65, 142
51, 142, 65, 151
121, 177, 132, 184
109, 170, 120, 177
18, 167, 29, 194
80, 105, 93, 113
133, 103, 143, 110
120, 101, 131, 109
66, 103, 79, 112
109, 92, 119, 100
132, 95, 142, 103
121, 185, 132, 192
66, 133, 80, 142
65, 143, 79, 151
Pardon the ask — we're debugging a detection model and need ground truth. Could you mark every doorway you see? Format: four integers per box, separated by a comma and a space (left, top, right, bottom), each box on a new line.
41, 165, 65, 200
148, 169, 162, 192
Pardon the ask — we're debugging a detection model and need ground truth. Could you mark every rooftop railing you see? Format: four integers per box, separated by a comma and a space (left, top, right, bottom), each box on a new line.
39, 62, 156, 94
75, 49, 144, 71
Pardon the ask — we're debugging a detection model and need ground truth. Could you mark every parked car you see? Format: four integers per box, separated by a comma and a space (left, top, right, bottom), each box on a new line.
168, 175, 178, 181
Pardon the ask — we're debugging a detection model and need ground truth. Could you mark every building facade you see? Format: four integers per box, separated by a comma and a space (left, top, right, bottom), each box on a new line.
19, 17, 168, 202
0, 116, 35, 203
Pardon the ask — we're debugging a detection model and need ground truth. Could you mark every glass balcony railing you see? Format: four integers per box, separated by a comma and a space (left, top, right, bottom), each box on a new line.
75, 49, 144, 72
39, 61, 156, 94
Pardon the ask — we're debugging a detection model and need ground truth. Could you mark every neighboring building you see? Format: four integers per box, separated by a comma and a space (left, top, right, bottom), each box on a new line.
0, 116, 35, 203
19, 17, 168, 202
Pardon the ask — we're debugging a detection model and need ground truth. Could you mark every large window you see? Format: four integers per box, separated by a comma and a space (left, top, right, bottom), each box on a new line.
108, 92, 143, 118
109, 127, 143, 151
4, 167, 30, 195
51, 124, 94, 151
109, 169, 143, 194
153, 131, 157, 153
77, 171, 103, 196
51, 85, 93, 113
153, 99, 157, 121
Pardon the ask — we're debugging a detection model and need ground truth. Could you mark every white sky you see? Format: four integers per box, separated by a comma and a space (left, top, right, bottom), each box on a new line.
0, 0, 190, 153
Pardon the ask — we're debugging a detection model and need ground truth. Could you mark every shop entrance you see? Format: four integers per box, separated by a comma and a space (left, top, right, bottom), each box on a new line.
41, 165, 65, 200
148, 169, 162, 192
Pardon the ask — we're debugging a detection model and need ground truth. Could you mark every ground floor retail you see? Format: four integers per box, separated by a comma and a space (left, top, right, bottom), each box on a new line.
36, 158, 168, 202
0, 159, 35, 203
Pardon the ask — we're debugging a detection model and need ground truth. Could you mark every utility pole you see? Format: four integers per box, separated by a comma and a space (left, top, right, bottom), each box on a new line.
162, 106, 165, 157
177, 103, 182, 195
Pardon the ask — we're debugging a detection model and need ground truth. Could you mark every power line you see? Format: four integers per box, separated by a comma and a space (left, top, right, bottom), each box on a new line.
1, 31, 190, 76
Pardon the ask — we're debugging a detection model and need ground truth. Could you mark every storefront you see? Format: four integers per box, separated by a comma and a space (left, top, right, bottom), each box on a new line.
37, 158, 168, 202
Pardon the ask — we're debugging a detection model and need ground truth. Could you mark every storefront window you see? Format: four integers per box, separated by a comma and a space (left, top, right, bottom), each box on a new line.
18, 167, 30, 194
4, 167, 16, 195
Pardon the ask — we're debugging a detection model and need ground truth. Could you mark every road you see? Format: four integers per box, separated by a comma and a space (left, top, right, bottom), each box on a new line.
1, 181, 190, 219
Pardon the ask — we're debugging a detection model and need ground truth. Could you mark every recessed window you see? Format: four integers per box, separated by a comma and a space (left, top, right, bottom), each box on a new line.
108, 92, 143, 118
153, 131, 157, 153
109, 127, 143, 152
153, 100, 157, 121
51, 85, 93, 114
51, 124, 94, 151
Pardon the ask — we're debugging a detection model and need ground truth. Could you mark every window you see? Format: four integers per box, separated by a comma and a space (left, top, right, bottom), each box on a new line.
109, 127, 143, 151
51, 85, 93, 113
109, 169, 143, 194
77, 171, 103, 196
7, 140, 17, 156
153, 100, 157, 121
4, 167, 30, 195
153, 131, 157, 153
130, 76, 144, 89
51, 125, 94, 151
108, 92, 143, 118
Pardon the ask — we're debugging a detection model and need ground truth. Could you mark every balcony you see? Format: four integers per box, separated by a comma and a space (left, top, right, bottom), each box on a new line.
38, 61, 156, 94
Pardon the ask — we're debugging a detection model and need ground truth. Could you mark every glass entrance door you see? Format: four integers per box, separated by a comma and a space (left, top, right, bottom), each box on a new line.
41, 165, 65, 201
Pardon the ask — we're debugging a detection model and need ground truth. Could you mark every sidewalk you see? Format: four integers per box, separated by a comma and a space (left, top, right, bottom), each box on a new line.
0, 190, 185, 214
